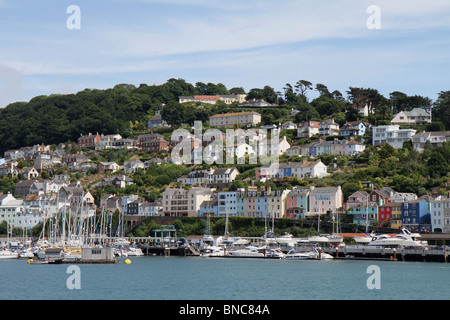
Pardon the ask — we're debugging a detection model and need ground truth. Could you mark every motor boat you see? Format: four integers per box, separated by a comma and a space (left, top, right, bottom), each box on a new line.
265, 248, 286, 259
228, 245, 266, 257
111, 238, 131, 247
0, 247, 19, 259
307, 247, 333, 260
222, 237, 250, 246
275, 233, 301, 247
125, 246, 144, 257
366, 234, 404, 247
393, 228, 427, 247
284, 249, 309, 260
200, 245, 225, 257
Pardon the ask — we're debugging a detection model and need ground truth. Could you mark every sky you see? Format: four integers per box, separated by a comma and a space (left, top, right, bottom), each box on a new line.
0, 0, 449, 108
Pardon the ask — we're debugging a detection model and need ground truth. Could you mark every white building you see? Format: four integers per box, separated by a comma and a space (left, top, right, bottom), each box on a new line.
372, 125, 417, 149
411, 131, 450, 153
391, 108, 432, 125
95, 134, 123, 151
141, 202, 163, 216
297, 121, 320, 138
319, 119, 340, 136
0, 193, 23, 230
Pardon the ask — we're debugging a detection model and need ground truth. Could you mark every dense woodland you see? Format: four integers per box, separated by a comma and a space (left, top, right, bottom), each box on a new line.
0, 78, 448, 154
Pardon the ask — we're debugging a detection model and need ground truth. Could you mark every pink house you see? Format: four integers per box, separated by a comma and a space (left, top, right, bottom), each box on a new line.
309, 186, 344, 216
345, 191, 369, 210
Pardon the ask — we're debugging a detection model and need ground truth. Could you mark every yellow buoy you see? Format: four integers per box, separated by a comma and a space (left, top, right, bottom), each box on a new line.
27, 259, 33, 264
124, 259, 131, 264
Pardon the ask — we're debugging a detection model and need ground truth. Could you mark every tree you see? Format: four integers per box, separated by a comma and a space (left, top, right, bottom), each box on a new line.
229, 87, 246, 95
433, 91, 450, 130
315, 83, 332, 98
295, 80, 313, 101
161, 101, 186, 127
427, 151, 447, 178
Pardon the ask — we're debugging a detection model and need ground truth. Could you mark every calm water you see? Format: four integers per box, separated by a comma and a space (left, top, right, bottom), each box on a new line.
1, 256, 450, 300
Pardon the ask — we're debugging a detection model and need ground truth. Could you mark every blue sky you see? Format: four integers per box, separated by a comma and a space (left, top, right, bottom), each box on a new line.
1, 0, 449, 108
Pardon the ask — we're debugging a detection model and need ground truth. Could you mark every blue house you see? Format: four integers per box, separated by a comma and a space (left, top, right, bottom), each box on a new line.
401, 196, 432, 232
198, 199, 218, 217
340, 121, 370, 137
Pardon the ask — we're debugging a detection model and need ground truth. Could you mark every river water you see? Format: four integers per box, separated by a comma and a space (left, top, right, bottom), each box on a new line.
1, 256, 449, 301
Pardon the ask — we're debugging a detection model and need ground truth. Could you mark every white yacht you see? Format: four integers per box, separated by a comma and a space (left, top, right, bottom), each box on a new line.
307, 235, 330, 243
228, 246, 265, 257
125, 246, 144, 256
366, 234, 404, 247
353, 232, 375, 245
200, 245, 225, 257
265, 247, 286, 259
284, 249, 309, 260
307, 247, 333, 260
393, 228, 427, 247
0, 248, 19, 259
275, 233, 301, 247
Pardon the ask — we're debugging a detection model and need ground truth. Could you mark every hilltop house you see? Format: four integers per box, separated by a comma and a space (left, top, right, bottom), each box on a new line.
391, 108, 432, 125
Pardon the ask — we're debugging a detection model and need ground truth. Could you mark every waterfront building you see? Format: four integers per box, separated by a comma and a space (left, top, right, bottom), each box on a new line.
162, 187, 213, 217
401, 196, 432, 232
267, 188, 289, 219
430, 198, 450, 233
285, 187, 311, 219
308, 186, 344, 216
198, 199, 219, 217
389, 202, 403, 229
59, 185, 96, 218
127, 200, 163, 216
345, 191, 369, 210
235, 186, 268, 218
217, 191, 237, 217
0, 193, 23, 229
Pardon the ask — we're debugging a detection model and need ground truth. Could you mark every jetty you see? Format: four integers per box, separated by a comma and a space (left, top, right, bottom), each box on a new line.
325, 245, 450, 263
28, 247, 118, 264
